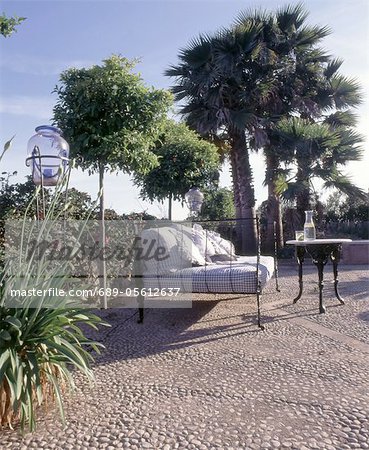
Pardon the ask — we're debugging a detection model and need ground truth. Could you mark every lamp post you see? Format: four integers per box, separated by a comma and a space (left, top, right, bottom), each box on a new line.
185, 186, 204, 219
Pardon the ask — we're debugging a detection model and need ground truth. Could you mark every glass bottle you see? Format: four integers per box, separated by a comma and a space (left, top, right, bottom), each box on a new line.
304, 210, 316, 240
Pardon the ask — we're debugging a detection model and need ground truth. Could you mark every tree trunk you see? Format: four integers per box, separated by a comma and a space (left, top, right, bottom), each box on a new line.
230, 131, 257, 254
296, 168, 311, 227
265, 153, 284, 253
229, 150, 242, 220
229, 149, 243, 252
99, 162, 107, 309
168, 193, 172, 220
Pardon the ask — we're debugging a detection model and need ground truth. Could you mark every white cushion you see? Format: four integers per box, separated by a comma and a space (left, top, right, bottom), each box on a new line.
208, 231, 235, 256
139, 227, 191, 275
168, 228, 206, 266
192, 229, 216, 258
172, 223, 216, 259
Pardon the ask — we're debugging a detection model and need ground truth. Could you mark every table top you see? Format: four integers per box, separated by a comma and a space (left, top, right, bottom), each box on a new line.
286, 239, 352, 246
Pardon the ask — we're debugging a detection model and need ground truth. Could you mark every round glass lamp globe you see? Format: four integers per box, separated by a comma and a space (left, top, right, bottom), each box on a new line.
26, 125, 69, 186
185, 187, 204, 213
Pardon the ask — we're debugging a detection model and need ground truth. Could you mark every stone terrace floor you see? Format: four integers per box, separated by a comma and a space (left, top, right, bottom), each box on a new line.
1, 262, 369, 450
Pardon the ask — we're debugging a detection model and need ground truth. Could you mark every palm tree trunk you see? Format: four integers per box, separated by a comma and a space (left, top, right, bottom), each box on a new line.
229, 152, 242, 219
230, 131, 257, 254
295, 167, 311, 227
265, 153, 284, 253
229, 149, 243, 252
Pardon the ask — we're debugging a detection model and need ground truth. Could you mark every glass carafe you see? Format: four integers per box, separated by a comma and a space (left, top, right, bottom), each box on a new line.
304, 210, 316, 240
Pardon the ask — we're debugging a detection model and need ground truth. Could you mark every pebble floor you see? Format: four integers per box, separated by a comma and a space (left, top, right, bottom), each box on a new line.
1, 262, 368, 450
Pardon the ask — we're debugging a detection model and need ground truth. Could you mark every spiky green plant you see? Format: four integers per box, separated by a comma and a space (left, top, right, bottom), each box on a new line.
0, 139, 109, 431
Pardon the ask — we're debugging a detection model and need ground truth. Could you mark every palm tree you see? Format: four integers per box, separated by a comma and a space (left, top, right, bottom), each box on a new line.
166, 25, 261, 252
272, 115, 365, 226
262, 54, 363, 249
165, 4, 333, 253
250, 4, 364, 251
266, 49, 363, 232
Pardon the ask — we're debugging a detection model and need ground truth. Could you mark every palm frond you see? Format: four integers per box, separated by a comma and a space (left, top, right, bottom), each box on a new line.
234, 7, 271, 28
330, 74, 363, 108
295, 24, 331, 46
178, 33, 214, 67
324, 58, 344, 79
262, 167, 292, 187
278, 180, 308, 199
233, 22, 260, 53
276, 3, 309, 33
335, 127, 364, 151
322, 171, 367, 200
229, 109, 257, 132
164, 64, 190, 79
297, 47, 330, 64
323, 110, 358, 128
181, 103, 218, 135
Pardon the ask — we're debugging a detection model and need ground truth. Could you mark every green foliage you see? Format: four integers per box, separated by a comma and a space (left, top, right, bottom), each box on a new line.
53, 55, 172, 175
0, 174, 154, 227
0, 14, 25, 38
166, 4, 334, 141
0, 176, 99, 228
324, 190, 369, 222
134, 121, 220, 203
0, 145, 108, 431
166, 3, 358, 252
272, 117, 365, 206
167, 3, 364, 248
0, 306, 105, 430
198, 187, 235, 221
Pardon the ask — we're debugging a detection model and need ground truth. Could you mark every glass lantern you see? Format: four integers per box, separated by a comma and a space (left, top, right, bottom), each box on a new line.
185, 187, 204, 214
26, 125, 69, 186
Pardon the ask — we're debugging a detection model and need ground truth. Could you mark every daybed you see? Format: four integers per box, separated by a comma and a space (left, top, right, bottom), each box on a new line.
135, 218, 279, 329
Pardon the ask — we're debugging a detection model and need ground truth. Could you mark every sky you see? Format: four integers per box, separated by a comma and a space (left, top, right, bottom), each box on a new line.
1, 0, 368, 219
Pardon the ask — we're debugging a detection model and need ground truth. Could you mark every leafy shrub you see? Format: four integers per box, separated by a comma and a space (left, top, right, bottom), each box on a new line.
0, 306, 104, 430
0, 139, 108, 431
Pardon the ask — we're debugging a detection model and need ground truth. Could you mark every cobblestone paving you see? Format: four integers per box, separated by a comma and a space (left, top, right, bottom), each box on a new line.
1, 263, 368, 449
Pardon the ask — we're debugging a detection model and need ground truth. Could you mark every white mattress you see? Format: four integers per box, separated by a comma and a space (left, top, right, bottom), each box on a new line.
143, 255, 275, 294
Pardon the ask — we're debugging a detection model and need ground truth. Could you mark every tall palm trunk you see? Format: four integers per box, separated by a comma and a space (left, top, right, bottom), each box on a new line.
265, 153, 284, 253
230, 131, 257, 254
295, 167, 311, 227
229, 148, 243, 252
229, 151, 242, 219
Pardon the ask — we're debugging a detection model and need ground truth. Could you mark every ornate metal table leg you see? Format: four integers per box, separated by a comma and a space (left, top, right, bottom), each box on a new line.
293, 246, 305, 303
137, 291, 144, 323
134, 271, 145, 324
331, 244, 345, 305
138, 304, 144, 323
273, 221, 281, 292
316, 259, 326, 314
308, 246, 329, 314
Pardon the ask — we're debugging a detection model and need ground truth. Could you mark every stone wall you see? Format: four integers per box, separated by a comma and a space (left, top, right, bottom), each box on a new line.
341, 241, 369, 265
